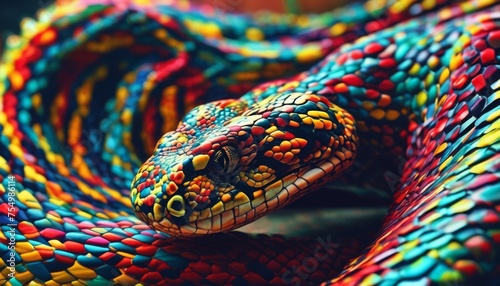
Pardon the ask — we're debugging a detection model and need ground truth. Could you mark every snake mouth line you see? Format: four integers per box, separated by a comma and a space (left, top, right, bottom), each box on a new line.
156, 151, 352, 236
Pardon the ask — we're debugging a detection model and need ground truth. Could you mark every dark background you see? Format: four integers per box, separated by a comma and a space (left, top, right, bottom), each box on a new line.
1, 0, 55, 54
0, 0, 52, 34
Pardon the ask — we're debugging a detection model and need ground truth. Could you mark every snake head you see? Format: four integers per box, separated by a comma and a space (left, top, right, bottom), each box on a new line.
131, 92, 357, 236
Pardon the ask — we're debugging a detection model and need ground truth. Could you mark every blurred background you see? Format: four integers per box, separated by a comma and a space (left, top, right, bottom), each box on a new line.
189, 0, 352, 13
0, 0, 386, 236
0, 0, 355, 53
0, 0, 387, 208
1, 0, 52, 55
1, 0, 54, 39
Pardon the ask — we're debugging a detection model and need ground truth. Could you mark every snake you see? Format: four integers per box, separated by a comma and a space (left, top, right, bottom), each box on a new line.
1, 0, 500, 285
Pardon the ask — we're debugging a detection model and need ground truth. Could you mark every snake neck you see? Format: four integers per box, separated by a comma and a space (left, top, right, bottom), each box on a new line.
236, 1, 500, 194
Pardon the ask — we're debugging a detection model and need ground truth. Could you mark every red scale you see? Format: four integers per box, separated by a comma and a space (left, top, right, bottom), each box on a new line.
207, 272, 232, 285
114, 257, 132, 268
480, 48, 496, 64
37, 248, 54, 259
63, 241, 87, 254
452, 74, 469, 89
378, 79, 395, 91
342, 74, 364, 86
143, 194, 155, 206
350, 49, 364, 60
39, 228, 65, 240
364, 42, 384, 55
482, 209, 500, 225
473, 38, 488, 51
179, 270, 205, 283
187, 261, 212, 275
54, 252, 75, 265
242, 273, 268, 285
141, 271, 164, 283
135, 245, 158, 256
379, 58, 397, 68
450, 104, 469, 126
125, 265, 149, 277
487, 29, 500, 48
17, 221, 38, 234
275, 117, 288, 127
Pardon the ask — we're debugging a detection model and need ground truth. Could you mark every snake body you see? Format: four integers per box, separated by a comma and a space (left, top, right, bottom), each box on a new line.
1, 0, 500, 285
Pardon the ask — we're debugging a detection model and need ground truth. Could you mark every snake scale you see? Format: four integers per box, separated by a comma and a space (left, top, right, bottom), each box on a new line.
1, 0, 500, 285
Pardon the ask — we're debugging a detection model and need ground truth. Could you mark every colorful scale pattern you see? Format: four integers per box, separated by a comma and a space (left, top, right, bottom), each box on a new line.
1, 0, 500, 285
133, 93, 357, 236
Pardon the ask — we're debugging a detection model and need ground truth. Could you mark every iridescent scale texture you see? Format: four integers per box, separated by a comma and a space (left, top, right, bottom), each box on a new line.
0, 0, 500, 285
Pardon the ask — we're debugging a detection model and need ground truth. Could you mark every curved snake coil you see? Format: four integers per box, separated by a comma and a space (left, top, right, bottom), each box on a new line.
1, 0, 500, 285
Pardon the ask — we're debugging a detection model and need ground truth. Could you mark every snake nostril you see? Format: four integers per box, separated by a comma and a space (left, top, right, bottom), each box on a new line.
167, 195, 186, 217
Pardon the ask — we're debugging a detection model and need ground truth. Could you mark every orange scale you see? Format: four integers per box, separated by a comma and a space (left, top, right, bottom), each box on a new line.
282, 152, 295, 163
378, 94, 392, 107
333, 83, 349, 93
102, 232, 124, 242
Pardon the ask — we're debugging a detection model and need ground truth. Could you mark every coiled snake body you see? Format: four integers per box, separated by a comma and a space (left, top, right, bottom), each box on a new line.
1, 0, 500, 285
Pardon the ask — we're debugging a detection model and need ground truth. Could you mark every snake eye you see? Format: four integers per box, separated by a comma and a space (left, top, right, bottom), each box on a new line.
210, 145, 240, 176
